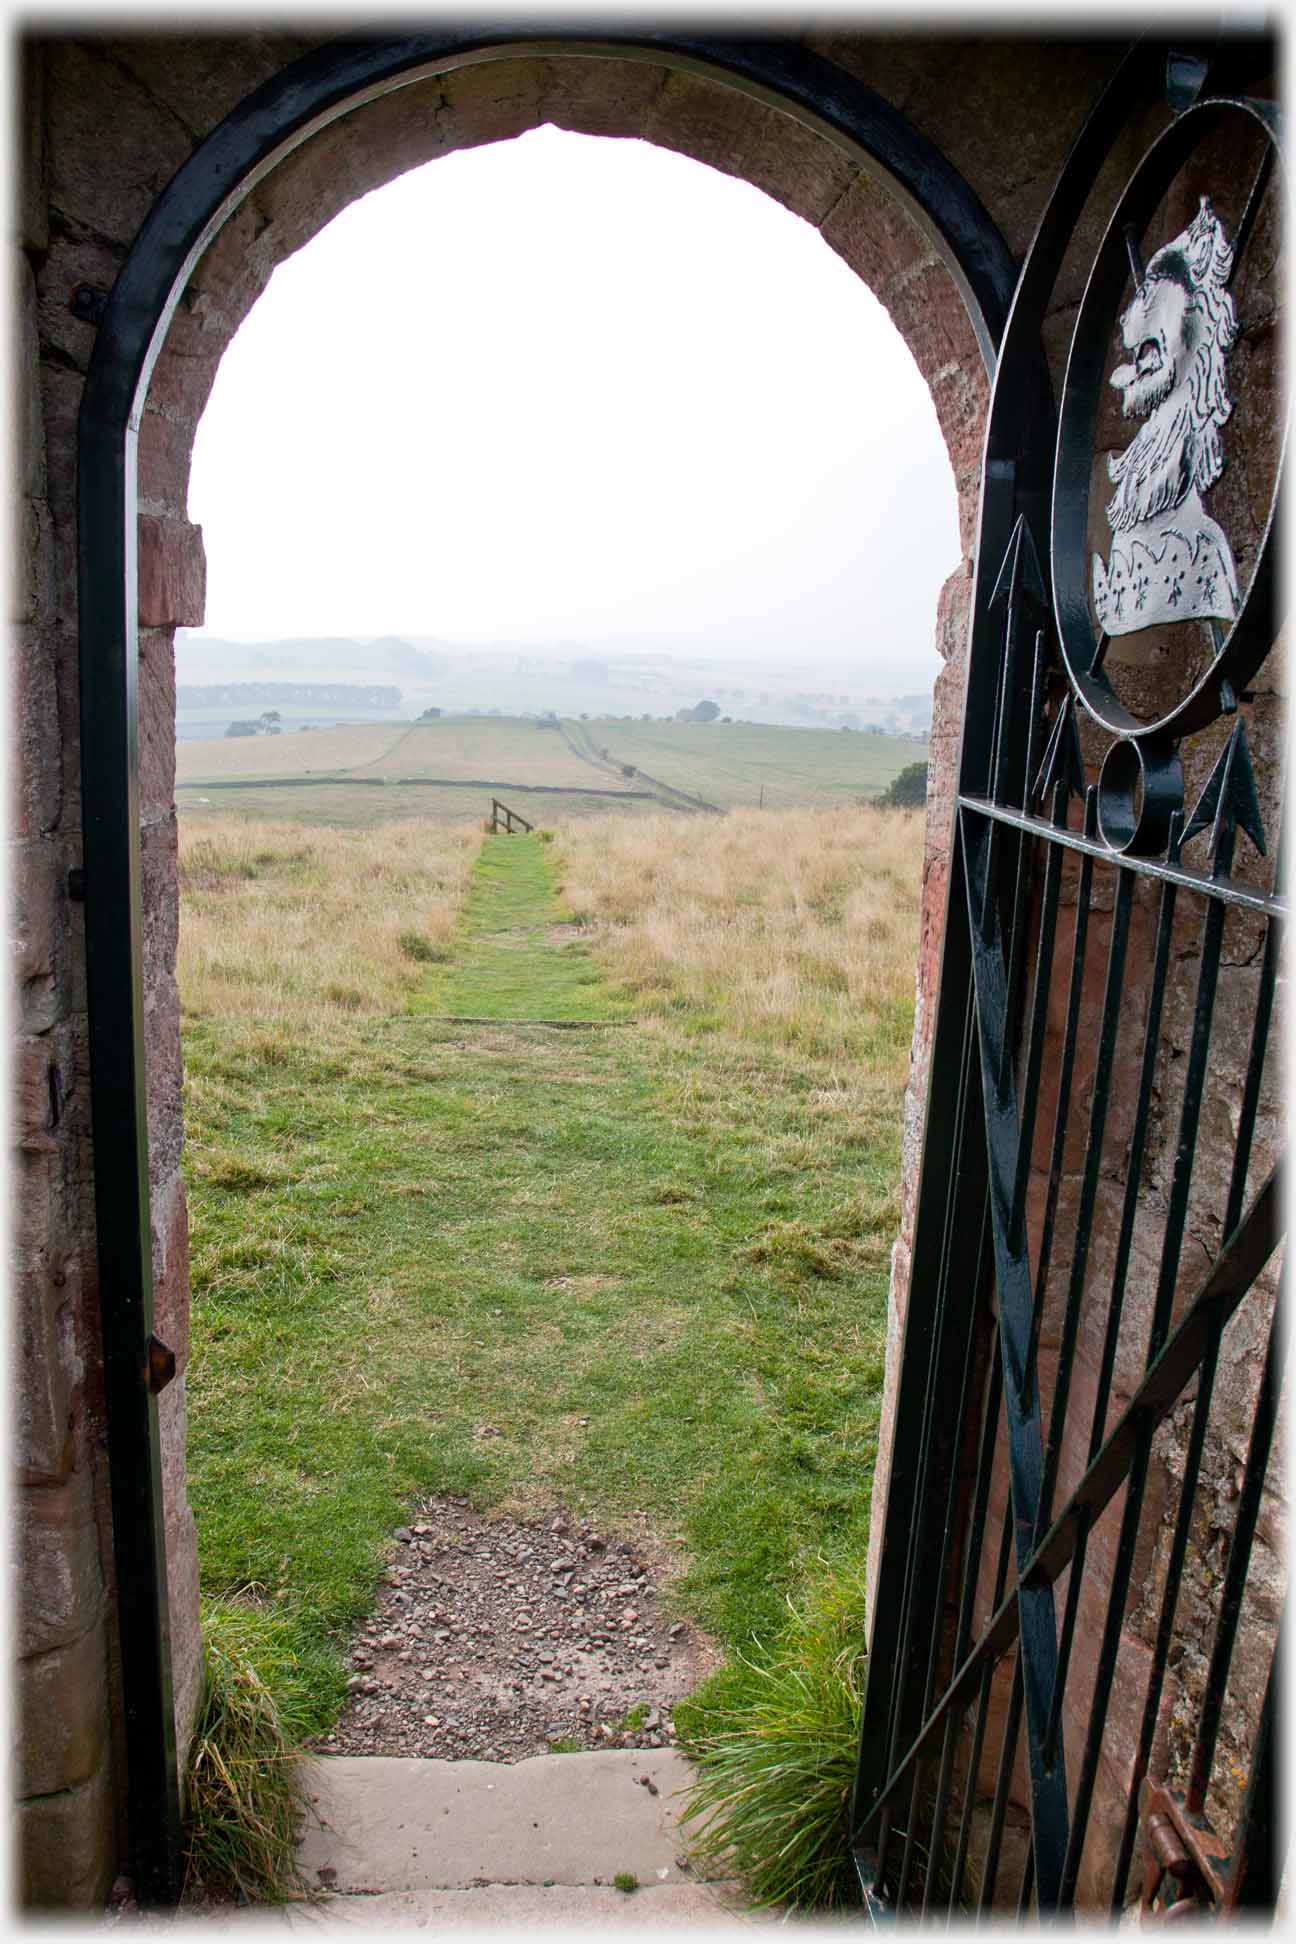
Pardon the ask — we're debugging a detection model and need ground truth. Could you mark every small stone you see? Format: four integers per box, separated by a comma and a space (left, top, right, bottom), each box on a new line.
394, 1527, 413, 1544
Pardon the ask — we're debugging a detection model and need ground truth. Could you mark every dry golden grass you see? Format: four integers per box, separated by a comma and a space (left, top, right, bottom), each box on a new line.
177, 814, 479, 1028
554, 805, 925, 1078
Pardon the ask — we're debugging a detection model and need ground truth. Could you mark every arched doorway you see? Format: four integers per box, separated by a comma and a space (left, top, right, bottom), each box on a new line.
75, 26, 1013, 1901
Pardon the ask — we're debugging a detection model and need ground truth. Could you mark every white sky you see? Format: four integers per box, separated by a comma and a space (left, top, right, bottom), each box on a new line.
187, 124, 961, 667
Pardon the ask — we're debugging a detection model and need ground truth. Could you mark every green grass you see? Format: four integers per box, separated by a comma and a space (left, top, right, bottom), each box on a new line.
183, 1599, 318, 1902
183, 831, 900, 1740
675, 1565, 868, 1910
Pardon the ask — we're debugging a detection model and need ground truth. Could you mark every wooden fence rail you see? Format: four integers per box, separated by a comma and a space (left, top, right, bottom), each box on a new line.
489, 798, 535, 834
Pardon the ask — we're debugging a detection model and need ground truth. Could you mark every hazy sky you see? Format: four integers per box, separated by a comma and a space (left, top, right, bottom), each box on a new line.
187, 123, 960, 668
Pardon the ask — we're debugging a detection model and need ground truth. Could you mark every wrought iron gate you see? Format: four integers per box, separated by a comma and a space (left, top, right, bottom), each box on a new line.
851, 37, 1284, 1918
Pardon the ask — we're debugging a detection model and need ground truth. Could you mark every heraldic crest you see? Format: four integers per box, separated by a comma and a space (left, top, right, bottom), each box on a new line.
1093, 196, 1240, 635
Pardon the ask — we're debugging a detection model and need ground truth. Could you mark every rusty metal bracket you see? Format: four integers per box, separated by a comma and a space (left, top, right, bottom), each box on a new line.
146, 1334, 176, 1396
1139, 1784, 1233, 1917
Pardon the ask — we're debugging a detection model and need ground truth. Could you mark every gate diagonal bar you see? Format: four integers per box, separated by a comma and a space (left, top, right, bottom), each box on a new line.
854, 1167, 1282, 1894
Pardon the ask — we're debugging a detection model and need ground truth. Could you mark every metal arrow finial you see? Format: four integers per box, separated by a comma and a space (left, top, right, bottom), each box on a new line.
1182, 718, 1267, 868
1033, 695, 1086, 810
990, 514, 1047, 614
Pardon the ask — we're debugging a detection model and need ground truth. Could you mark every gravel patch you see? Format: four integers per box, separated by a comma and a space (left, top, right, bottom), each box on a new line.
315, 1499, 722, 1764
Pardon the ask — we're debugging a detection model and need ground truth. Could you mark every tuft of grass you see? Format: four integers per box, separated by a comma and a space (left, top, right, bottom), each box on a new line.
397, 929, 447, 964
612, 1873, 640, 1894
183, 1599, 318, 1903
547, 1737, 584, 1755
676, 1564, 868, 1911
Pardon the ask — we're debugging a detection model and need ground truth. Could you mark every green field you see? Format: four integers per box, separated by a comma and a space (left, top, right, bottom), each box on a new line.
175, 714, 926, 826
581, 719, 926, 809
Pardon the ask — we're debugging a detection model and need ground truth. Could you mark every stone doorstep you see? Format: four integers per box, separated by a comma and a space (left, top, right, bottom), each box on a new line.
156, 1751, 798, 1932
298, 1749, 715, 1895
158, 1748, 766, 1932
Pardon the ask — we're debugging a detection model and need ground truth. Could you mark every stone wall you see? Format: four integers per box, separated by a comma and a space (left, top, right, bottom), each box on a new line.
11, 23, 1153, 1908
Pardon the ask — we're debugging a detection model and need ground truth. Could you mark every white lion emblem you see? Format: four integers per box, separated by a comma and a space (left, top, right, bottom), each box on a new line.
1093, 197, 1240, 636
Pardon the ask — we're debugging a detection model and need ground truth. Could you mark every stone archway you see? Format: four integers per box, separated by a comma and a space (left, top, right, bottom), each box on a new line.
47, 27, 1020, 1903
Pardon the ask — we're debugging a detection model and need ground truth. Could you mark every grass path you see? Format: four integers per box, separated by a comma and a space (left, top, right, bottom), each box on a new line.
183, 831, 894, 1732
420, 833, 627, 1022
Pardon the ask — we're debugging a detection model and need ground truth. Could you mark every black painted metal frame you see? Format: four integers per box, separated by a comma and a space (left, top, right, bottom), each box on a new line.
73, 22, 1018, 1904
851, 29, 1285, 1918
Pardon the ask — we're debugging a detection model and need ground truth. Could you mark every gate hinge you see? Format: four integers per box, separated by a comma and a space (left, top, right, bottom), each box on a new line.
1139, 1782, 1231, 1917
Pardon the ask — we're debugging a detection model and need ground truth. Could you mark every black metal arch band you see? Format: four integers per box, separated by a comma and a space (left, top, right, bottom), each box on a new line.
1052, 93, 1285, 744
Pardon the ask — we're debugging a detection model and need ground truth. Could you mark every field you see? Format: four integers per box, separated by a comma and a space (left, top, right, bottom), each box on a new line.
569, 718, 927, 810
178, 801, 924, 1749
175, 714, 926, 825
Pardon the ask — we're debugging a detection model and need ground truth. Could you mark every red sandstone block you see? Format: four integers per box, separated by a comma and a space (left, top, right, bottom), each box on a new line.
136, 513, 206, 629
742, 115, 856, 227
537, 53, 666, 143
437, 59, 543, 155
14, 1033, 61, 1154
136, 410, 195, 517
142, 336, 223, 425
649, 68, 764, 182
11, 836, 57, 992
12, 624, 64, 839
144, 980, 185, 1192
15, 1751, 117, 1908
16, 1620, 110, 1797
250, 115, 367, 256
820, 174, 929, 292
150, 1170, 191, 1365
16, 1473, 106, 1657
138, 627, 178, 817
12, 1186, 79, 1489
